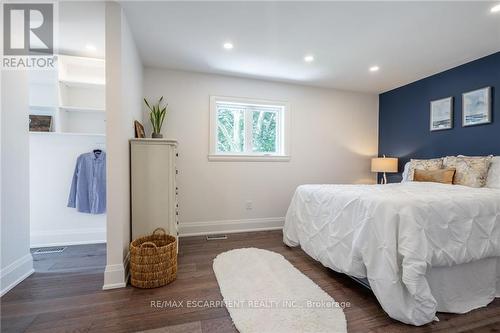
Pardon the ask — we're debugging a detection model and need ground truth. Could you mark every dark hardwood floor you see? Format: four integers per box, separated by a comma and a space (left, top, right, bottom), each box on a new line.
1, 230, 499, 333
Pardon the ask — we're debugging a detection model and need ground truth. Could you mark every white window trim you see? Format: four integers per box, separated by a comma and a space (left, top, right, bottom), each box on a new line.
209, 95, 291, 162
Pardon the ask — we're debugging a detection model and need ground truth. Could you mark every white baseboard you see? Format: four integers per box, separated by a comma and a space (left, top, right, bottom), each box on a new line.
0, 253, 34, 297
102, 252, 129, 290
102, 217, 284, 289
31, 228, 106, 248
179, 217, 285, 237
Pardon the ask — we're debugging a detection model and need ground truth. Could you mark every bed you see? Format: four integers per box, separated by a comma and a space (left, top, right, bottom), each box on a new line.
283, 181, 500, 326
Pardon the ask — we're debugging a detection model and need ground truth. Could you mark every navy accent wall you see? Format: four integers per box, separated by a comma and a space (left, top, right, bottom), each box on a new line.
379, 51, 500, 182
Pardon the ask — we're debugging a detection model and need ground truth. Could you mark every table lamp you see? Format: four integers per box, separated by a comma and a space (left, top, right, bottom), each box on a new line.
371, 155, 398, 184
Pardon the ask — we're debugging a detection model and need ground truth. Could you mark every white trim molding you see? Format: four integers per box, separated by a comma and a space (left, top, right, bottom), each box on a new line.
179, 217, 285, 237
102, 251, 130, 290
30, 228, 106, 248
0, 253, 34, 297
208, 154, 291, 162
102, 217, 285, 289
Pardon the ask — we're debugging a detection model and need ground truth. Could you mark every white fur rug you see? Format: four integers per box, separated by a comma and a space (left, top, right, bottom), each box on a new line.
213, 248, 347, 333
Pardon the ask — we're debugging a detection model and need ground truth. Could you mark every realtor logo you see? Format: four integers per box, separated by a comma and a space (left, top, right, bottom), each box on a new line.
3, 3, 53, 55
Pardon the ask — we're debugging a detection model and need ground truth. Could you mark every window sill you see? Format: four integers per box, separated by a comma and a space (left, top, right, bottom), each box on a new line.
208, 154, 291, 162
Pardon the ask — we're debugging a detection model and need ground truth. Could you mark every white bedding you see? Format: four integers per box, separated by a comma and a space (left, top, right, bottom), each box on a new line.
283, 182, 500, 326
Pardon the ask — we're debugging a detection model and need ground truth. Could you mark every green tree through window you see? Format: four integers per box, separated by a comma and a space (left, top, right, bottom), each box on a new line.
214, 99, 285, 156
217, 108, 244, 152
252, 111, 276, 152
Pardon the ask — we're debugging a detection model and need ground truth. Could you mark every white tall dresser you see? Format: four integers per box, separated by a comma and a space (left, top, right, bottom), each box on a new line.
130, 139, 178, 241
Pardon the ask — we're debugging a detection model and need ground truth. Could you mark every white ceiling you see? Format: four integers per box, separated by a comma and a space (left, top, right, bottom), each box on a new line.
57, 2, 105, 59
122, 1, 500, 93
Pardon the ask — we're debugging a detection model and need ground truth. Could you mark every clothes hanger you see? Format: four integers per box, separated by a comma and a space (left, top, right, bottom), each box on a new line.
93, 142, 105, 156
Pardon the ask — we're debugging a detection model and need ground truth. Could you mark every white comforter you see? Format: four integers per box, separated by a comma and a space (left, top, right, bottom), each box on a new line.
283, 182, 500, 326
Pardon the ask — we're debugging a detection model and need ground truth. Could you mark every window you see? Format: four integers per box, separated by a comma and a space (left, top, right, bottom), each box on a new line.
209, 96, 290, 161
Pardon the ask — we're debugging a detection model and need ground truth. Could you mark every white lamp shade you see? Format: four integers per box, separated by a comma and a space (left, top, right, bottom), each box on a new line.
371, 157, 398, 173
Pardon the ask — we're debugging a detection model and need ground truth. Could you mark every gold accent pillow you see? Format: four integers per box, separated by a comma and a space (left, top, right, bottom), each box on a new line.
443, 156, 493, 188
409, 158, 444, 180
414, 168, 456, 184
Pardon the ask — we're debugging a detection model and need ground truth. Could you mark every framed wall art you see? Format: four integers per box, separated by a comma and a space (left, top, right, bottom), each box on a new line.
29, 115, 52, 132
462, 87, 491, 127
430, 97, 453, 131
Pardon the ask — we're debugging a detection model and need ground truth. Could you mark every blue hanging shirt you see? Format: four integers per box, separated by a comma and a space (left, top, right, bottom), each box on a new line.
68, 151, 106, 214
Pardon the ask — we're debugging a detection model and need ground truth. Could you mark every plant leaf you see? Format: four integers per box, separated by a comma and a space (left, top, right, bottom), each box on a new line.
149, 112, 155, 133
159, 109, 166, 129
144, 98, 151, 111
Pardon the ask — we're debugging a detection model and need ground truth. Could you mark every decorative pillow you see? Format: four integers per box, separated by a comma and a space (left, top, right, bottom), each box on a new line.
414, 168, 456, 184
443, 156, 492, 188
401, 162, 411, 182
486, 156, 500, 189
408, 158, 444, 180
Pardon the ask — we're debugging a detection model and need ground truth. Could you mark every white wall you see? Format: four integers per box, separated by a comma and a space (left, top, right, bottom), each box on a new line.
143, 68, 379, 235
29, 133, 106, 247
1, 71, 34, 296
104, 2, 143, 290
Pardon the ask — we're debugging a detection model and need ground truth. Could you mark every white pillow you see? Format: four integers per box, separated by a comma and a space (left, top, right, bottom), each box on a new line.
402, 156, 499, 187
401, 162, 411, 182
486, 156, 500, 189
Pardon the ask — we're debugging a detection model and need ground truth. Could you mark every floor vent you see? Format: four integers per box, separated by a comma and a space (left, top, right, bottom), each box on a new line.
33, 247, 66, 254
206, 234, 228, 241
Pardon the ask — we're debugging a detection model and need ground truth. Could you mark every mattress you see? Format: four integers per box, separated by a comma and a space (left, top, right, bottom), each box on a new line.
283, 182, 500, 325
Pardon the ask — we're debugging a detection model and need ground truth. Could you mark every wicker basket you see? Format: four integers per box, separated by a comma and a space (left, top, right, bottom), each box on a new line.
129, 228, 177, 288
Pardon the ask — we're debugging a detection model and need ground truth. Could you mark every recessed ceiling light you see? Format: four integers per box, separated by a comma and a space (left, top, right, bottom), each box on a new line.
491, 4, 500, 13
369, 66, 380, 72
223, 42, 234, 50
85, 43, 96, 51
304, 55, 314, 63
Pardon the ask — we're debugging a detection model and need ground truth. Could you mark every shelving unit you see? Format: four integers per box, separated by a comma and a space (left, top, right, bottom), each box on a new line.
29, 131, 105, 137
59, 80, 105, 89
60, 106, 105, 113
28, 54, 106, 135
30, 105, 58, 115
28, 69, 59, 131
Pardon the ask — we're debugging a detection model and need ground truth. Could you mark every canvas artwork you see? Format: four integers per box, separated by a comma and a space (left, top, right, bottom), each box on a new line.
430, 97, 453, 131
462, 87, 491, 127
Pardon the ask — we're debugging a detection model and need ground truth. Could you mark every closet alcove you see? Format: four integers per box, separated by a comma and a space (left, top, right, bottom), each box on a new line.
29, 55, 107, 247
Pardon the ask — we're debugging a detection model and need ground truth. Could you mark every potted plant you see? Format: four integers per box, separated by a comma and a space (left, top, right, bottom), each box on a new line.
144, 96, 167, 138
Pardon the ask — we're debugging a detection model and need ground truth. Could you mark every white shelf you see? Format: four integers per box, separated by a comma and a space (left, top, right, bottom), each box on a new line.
60, 106, 105, 113
59, 79, 105, 89
29, 55, 106, 135
29, 131, 105, 137
29, 105, 57, 115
